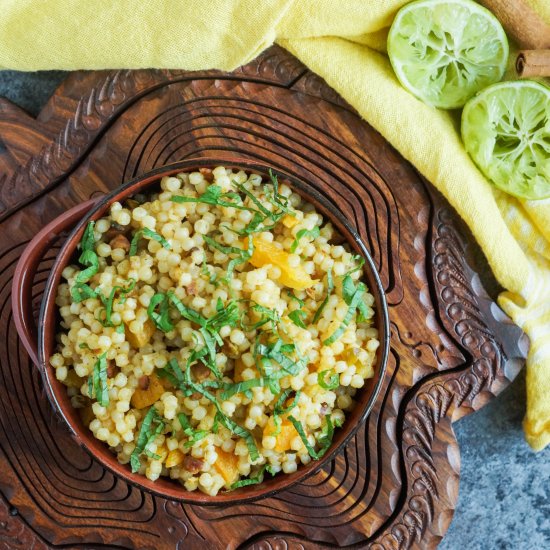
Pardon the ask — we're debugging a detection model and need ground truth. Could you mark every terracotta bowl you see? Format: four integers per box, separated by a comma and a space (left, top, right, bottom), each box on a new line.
12, 158, 390, 505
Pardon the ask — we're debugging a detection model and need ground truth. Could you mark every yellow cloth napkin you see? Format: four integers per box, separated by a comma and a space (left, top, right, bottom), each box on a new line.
0, 0, 549, 450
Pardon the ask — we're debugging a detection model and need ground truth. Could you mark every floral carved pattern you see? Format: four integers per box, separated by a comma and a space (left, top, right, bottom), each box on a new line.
373, 206, 522, 550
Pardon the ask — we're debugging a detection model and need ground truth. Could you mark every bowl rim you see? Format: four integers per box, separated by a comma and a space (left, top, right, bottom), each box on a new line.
37, 158, 390, 505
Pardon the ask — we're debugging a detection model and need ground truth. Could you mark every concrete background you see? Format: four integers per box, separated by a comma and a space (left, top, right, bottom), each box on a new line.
0, 70, 548, 550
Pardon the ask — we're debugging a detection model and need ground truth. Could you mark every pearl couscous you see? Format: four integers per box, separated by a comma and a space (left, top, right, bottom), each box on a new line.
51, 166, 379, 495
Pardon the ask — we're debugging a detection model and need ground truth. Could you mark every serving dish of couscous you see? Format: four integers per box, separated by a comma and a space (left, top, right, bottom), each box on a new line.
21, 161, 387, 501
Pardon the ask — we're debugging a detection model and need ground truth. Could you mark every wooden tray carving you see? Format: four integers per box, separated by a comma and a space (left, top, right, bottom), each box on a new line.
0, 46, 526, 549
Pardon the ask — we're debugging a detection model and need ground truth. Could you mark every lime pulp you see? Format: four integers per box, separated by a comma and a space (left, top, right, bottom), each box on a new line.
388, 0, 509, 109
462, 80, 550, 200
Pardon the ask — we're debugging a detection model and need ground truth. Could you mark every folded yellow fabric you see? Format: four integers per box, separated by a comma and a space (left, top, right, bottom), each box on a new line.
0, 0, 549, 450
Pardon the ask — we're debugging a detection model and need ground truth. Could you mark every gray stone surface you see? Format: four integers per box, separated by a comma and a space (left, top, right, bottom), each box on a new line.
0, 70, 548, 550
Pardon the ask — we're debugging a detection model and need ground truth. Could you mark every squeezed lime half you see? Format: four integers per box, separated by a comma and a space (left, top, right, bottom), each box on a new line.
462, 80, 550, 200
388, 0, 509, 109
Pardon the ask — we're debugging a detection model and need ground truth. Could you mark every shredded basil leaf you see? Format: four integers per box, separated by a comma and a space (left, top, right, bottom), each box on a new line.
240, 302, 281, 332
341, 275, 373, 323
287, 414, 334, 460
204, 235, 253, 281
130, 407, 165, 473
157, 358, 193, 396
178, 413, 209, 448
323, 282, 366, 345
312, 268, 333, 324
99, 279, 136, 327
234, 182, 272, 218
71, 282, 98, 303
166, 291, 207, 327
206, 299, 240, 331
129, 228, 171, 256
342, 275, 356, 305
288, 309, 307, 329
348, 254, 365, 275
216, 413, 259, 461
88, 352, 109, 406
80, 221, 96, 252
220, 378, 270, 400
266, 169, 293, 213
290, 226, 320, 253
171, 184, 257, 212
256, 342, 307, 376
179, 355, 260, 460
318, 369, 339, 390
75, 249, 99, 283
318, 414, 335, 452
147, 293, 174, 332
271, 389, 301, 436
230, 464, 275, 489
286, 290, 305, 308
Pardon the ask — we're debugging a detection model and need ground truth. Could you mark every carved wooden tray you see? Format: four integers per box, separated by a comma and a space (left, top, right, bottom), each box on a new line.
0, 46, 526, 549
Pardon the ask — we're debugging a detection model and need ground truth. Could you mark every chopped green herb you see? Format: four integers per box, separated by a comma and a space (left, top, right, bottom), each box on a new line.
178, 413, 208, 448
157, 358, 193, 396
216, 413, 259, 461
348, 254, 365, 275
234, 182, 272, 218
147, 293, 174, 332
288, 309, 307, 329
230, 464, 275, 489
71, 282, 98, 303
286, 290, 305, 308
273, 389, 301, 415
129, 228, 171, 256
318, 414, 335, 451
241, 302, 281, 332
71, 222, 101, 301
79, 342, 89, 349
266, 170, 293, 213
99, 279, 136, 327
287, 414, 334, 460
75, 249, 99, 284
166, 291, 206, 327
201, 257, 218, 284
220, 378, 269, 400
342, 275, 356, 304
130, 406, 165, 473
323, 282, 366, 345
341, 275, 373, 323
271, 389, 301, 435
80, 221, 96, 252
179, 354, 260, 460
206, 298, 240, 331
312, 268, 333, 324
199, 327, 222, 379
223, 211, 278, 236
290, 226, 320, 253
171, 184, 257, 212
204, 235, 253, 281
256, 342, 307, 376
88, 352, 109, 406
317, 369, 339, 390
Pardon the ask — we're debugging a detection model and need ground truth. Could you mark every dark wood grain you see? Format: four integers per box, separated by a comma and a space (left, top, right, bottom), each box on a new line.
0, 46, 526, 549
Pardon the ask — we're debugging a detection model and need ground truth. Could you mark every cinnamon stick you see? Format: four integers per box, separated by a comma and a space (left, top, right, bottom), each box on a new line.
516, 50, 550, 77
479, 0, 550, 49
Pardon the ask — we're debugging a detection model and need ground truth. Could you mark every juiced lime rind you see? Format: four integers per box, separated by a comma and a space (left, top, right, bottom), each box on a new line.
388, 0, 509, 109
462, 80, 550, 200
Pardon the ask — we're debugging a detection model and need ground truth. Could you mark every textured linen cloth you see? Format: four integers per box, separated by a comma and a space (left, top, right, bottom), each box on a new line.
0, 0, 549, 450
